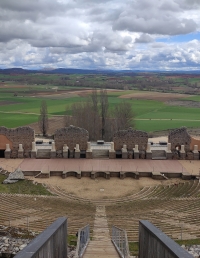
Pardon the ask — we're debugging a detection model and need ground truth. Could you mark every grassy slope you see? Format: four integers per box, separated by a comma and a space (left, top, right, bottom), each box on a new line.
0, 175, 52, 195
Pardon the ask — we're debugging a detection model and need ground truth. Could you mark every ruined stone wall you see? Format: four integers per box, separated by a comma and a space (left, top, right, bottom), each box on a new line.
168, 127, 191, 151
190, 137, 200, 151
113, 127, 148, 151
54, 125, 89, 151
0, 126, 35, 158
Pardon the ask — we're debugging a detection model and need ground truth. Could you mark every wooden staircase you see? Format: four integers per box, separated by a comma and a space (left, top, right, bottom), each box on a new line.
84, 206, 119, 258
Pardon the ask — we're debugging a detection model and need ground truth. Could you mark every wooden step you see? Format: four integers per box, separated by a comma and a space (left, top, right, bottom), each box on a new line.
84, 206, 119, 258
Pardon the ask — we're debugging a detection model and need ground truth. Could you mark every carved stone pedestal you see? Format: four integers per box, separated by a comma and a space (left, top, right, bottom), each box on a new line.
180, 152, 186, 160
122, 151, 128, 159
51, 151, 56, 158
86, 151, 92, 159
109, 151, 116, 159
75, 151, 80, 159
5, 151, 11, 159
194, 152, 199, 160
146, 152, 152, 160
31, 151, 37, 159
63, 151, 68, 158
134, 151, 139, 159
166, 152, 172, 160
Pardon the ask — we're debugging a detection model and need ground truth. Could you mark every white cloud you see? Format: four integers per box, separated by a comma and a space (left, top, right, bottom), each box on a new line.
0, 0, 200, 70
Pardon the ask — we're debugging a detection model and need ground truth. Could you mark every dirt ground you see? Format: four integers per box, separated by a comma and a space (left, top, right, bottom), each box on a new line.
0, 157, 188, 200
1, 147, 200, 200
120, 92, 193, 101
26, 176, 183, 200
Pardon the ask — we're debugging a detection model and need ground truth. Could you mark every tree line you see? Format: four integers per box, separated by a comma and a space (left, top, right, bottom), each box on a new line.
64, 88, 134, 141
38, 88, 134, 140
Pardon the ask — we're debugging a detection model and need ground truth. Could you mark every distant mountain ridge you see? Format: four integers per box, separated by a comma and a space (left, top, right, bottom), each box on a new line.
0, 67, 199, 75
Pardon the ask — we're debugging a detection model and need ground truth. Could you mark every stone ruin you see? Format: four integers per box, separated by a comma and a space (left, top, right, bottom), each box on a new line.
54, 125, 89, 158
168, 127, 191, 152
0, 126, 34, 158
168, 127, 200, 160
113, 127, 148, 151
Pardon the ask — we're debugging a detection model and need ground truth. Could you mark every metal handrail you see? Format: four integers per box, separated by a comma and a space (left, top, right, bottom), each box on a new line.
112, 226, 130, 258
75, 224, 90, 258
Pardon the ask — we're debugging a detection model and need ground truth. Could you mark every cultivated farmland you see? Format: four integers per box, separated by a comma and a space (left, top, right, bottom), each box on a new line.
0, 72, 200, 132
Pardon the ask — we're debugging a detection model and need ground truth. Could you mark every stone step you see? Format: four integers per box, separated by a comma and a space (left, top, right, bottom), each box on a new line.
152, 150, 166, 158
152, 157, 167, 160
92, 150, 109, 159
36, 149, 51, 159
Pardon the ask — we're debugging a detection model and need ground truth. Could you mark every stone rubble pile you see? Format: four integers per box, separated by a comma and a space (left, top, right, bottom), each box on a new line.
3, 168, 24, 184
0, 236, 30, 256
182, 244, 200, 257
0, 225, 77, 258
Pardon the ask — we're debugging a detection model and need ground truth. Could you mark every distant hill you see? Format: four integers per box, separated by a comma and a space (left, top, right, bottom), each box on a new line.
0, 67, 199, 75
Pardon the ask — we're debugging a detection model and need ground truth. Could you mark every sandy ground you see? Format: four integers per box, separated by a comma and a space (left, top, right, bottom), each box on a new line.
26, 176, 182, 200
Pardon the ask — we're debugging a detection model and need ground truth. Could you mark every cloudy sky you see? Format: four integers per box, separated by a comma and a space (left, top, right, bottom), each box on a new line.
0, 0, 200, 70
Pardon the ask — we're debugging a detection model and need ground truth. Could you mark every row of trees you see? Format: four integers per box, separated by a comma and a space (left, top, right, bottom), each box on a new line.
38, 88, 134, 140
64, 88, 133, 141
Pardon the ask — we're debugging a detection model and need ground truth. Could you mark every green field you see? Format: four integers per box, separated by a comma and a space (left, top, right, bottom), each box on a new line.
0, 83, 200, 132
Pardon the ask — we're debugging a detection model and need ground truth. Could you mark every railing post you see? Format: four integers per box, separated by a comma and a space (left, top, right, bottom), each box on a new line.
112, 225, 130, 258
75, 224, 90, 258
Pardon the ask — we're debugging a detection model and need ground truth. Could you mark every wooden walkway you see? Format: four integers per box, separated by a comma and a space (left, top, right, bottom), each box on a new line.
19, 159, 188, 173
84, 206, 119, 258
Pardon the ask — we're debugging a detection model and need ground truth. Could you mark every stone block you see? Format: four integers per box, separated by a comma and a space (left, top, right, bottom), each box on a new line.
86, 151, 92, 159
75, 151, 80, 159
146, 152, 152, 160
109, 151, 116, 159
135, 172, 139, 179
186, 152, 194, 160
63, 151, 68, 159
120, 172, 125, 179
128, 151, 133, 159
166, 152, 173, 160
194, 152, 199, 160
122, 151, 128, 159
182, 172, 192, 180
69, 150, 74, 158
180, 152, 186, 160
51, 151, 56, 158
134, 151, 139, 159
77, 172, 81, 179
4, 151, 11, 159
31, 151, 37, 159
18, 151, 24, 159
